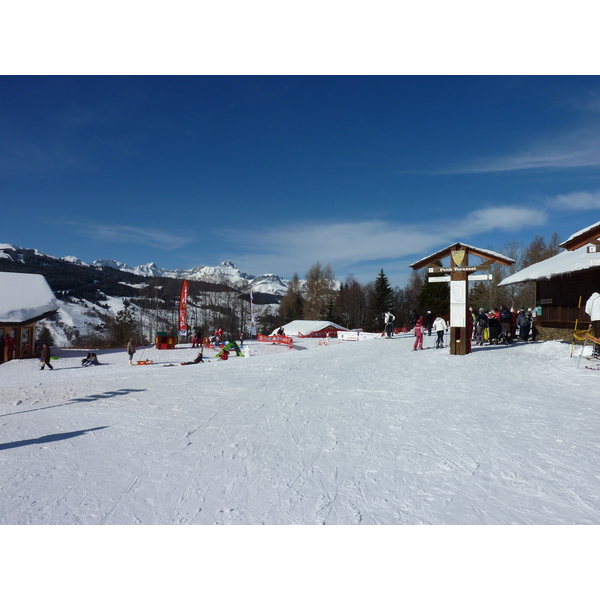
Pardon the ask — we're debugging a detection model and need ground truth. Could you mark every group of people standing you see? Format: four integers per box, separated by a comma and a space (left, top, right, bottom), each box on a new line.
406, 305, 538, 350
473, 306, 537, 346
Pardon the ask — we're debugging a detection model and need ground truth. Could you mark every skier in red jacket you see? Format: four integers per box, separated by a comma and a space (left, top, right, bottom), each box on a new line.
413, 317, 424, 351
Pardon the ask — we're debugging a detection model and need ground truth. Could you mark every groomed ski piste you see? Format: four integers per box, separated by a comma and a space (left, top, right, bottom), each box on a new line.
2, 332, 600, 527
3, 333, 599, 597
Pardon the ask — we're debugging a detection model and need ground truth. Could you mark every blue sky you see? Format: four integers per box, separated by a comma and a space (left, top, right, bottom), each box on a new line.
3, 75, 600, 287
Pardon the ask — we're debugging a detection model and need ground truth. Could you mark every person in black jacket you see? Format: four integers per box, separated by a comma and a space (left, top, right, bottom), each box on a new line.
425, 311, 434, 336
517, 309, 531, 341
181, 351, 204, 365
475, 309, 488, 346
499, 306, 512, 343
488, 310, 501, 344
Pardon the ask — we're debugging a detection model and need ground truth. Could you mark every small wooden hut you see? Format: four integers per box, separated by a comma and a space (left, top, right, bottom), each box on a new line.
0, 272, 58, 361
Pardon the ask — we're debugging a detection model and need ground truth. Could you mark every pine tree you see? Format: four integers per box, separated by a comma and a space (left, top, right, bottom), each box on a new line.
278, 272, 304, 324
36, 323, 55, 346
319, 295, 339, 323
419, 261, 450, 318
336, 276, 367, 329
404, 269, 424, 316
108, 300, 138, 346
367, 269, 394, 331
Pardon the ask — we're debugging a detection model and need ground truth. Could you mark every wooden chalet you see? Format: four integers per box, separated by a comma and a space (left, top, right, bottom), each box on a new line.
0, 272, 58, 362
499, 221, 600, 329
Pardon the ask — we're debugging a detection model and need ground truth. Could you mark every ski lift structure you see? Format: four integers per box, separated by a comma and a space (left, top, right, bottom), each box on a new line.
410, 242, 514, 355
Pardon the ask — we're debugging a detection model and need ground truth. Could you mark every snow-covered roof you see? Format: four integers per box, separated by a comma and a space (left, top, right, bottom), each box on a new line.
499, 245, 600, 286
559, 220, 600, 251
410, 242, 514, 269
272, 320, 349, 337
0, 272, 58, 324
561, 220, 600, 246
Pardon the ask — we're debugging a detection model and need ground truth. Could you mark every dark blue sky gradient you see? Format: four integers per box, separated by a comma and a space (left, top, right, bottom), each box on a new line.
3, 76, 600, 286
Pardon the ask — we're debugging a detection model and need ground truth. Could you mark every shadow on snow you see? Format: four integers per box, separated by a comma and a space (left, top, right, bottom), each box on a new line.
0, 389, 146, 418
0, 426, 108, 451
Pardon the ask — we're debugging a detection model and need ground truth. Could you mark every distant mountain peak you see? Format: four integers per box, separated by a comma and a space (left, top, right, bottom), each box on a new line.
0, 243, 293, 297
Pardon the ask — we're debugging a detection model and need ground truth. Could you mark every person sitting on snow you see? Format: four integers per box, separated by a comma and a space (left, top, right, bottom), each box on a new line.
181, 351, 204, 365
81, 352, 100, 366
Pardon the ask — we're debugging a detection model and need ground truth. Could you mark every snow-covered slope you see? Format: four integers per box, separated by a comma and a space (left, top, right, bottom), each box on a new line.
2, 334, 600, 526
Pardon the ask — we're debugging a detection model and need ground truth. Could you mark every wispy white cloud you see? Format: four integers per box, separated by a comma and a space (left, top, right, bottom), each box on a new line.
456, 206, 547, 232
439, 127, 600, 174
65, 220, 193, 250
546, 190, 600, 211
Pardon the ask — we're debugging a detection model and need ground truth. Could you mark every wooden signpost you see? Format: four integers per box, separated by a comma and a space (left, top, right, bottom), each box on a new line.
410, 243, 514, 355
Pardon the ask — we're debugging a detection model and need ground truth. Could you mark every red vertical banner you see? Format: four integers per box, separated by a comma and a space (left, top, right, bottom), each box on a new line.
179, 280, 189, 336
250, 289, 256, 336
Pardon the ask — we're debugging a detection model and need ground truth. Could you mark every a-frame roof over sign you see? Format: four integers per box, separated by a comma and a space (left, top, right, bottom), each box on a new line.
409, 242, 514, 270
559, 220, 600, 251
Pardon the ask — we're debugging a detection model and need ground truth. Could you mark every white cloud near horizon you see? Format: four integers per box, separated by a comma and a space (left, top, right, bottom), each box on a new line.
226, 205, 548, 281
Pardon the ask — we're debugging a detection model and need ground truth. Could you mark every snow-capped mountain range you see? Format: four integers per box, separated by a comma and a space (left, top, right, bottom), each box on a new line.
1, 244, 290, 296
87, 258, 289, 296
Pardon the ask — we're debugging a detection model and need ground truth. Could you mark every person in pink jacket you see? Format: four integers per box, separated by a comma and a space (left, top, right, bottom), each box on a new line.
413, 317, 424, 351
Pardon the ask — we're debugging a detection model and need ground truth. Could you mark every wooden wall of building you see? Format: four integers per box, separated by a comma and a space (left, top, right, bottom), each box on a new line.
0, 324, 37, 362
537, 268, 600, 328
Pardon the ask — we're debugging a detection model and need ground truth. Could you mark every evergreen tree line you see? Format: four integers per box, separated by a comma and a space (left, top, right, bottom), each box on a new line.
276, 233, 560, 332
5, 234, 560, 345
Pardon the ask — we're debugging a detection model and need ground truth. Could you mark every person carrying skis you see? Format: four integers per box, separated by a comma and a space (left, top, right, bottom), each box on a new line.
432, 315, 448, 349
384, 311, 395, 338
